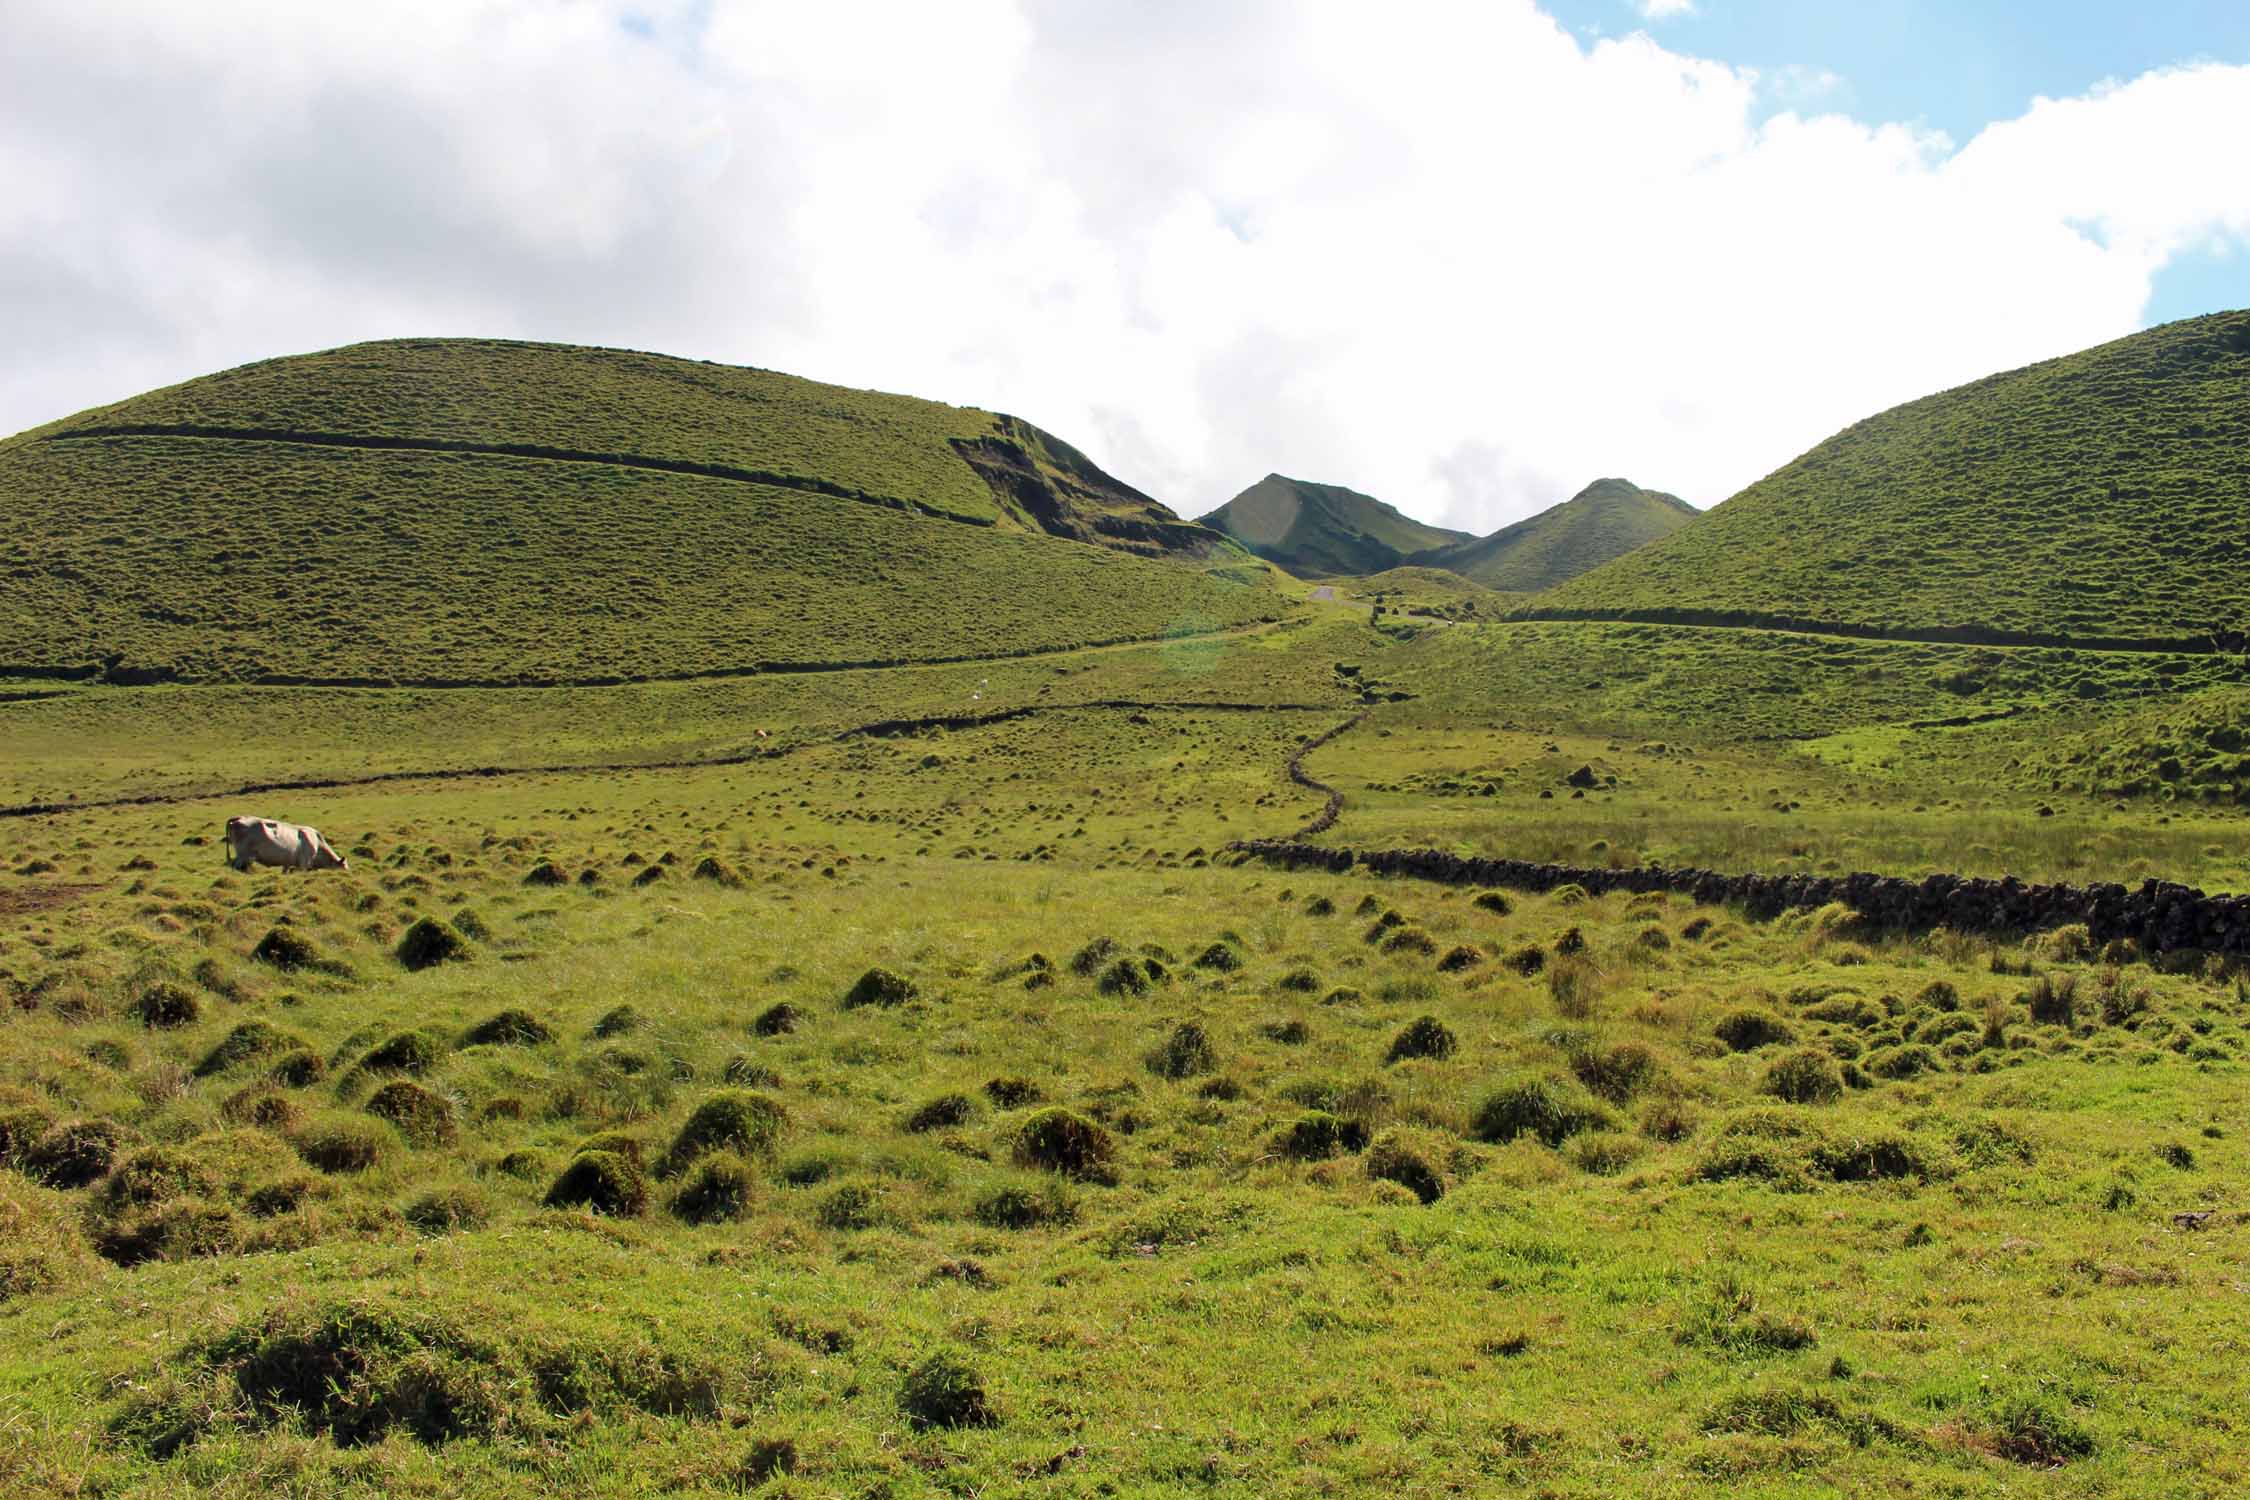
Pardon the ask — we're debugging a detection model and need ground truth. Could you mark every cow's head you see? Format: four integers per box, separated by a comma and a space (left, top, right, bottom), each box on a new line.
313, 845, 348, 872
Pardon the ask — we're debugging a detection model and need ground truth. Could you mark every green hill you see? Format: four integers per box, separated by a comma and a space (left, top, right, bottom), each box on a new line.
1531, 311, 2250, 647
1199, 474, 1472, 577
1411, 478, 1697, 592
0, 339, 1280, 685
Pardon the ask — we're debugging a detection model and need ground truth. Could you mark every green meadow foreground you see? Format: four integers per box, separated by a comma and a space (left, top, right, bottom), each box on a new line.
2, 611, 2247, 1499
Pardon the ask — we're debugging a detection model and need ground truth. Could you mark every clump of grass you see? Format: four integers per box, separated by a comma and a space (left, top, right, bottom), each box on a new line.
1364, 1127, 1448, 1203
1714, 1009, 1795, 1052
1978, 1395, 2097, 1466
0, 1175, 99, 1303
196, 1021, 309, 1078
359, 1030, 446, 1075
900, 1350, 996, 1429
1275, 1111, 1368, 1161
364, 1081, 457, 1147
1385, 1016, 1457, 1064
1677, 1269, 1817, 1356
659, 1091, 786, 1177
1276, 967, 1322, 993
1509, 945, 1547, 976
1761, 1048, 1844, 1105
1380, 926, 1438, 956
1567, 1131, 1645, 1176
1436, 944, 1483, 973
462, 1009, 554, 1047
134, 983, 202, 1030
973, 1179, 1077, 1230
1149, 1022, 1216, 1079
1471, 1076, 1610, 1148
904, 1093, 976, 1133
983, 1076, 1043, 1109
1013, 1108, 1115, 1180
403, 1186, 489, 1234
1863, 1043, 1939, 1079
250, 927, 319, 970
1569, 1041, 1659, 1104
1067, 938, 1120, 976
21, 1119, 138, 1190
814, 1181, 885, 1230
1546, 957, 1603, 1019
752, 1002, 802, 1036
1260, 1017, 1311, 1045
843, 968, 917, 1009
1474, 891, 1513, 915
221, 1085, 302, 1132
522, 861, 569, 887
270, 1048, 327, 1088
690, 856, 741, 887
590, 1005, 642, 1037
2025, 973, 2078, 1026
1191, 942, 1243, 973
293, 1116, 391, 1174
1098, 958, 1161, 997
396, 917, 470, 971
544, 1149, 648, 1216
721, 1055, 782, 1088
671, 1153, 756, 1224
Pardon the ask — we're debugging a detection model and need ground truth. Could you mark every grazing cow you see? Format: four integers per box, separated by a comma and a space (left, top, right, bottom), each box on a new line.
223, 816, 348, 872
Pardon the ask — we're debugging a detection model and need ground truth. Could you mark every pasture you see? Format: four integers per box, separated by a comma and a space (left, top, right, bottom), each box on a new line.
2, 615, 2246, 1496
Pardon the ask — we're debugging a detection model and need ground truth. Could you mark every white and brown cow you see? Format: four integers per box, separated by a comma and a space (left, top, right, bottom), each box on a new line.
223, 816, 348, 872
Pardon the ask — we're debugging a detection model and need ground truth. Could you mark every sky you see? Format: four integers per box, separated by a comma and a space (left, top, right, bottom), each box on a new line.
4, 1, 2248, 533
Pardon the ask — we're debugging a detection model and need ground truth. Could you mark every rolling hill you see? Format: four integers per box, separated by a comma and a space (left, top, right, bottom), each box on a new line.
1199, 473, 1472, 577
1414, 477, 1697, 592
0, 340, 1282, 684
1531, 310, 2250, 647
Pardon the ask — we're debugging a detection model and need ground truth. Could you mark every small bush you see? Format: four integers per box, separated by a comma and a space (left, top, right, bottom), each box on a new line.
1762, 1048, 1845, 1105
2025, 973, 2078, 1026
1471, 1076, 1609, 1148
904, 1093, 976, 1133
843, 968, 917, 1009
671, 1153, 757, 1224
544, 1150, 648, 1216
364, 1081, 457, 1147
983, 1076, 1043, 1109
1364, 1128, 1446, 1203
2032, 924, 2096, 964
1013, 1109, 1115, 1180
395, 918, 470, 971
661, 1092, 787, 1176
403, 1187, 489, 1234
134, 983, 202, 1030
1149, 1022, 1217, 1079
752, 1002, 803, 1036
1714, 1009, 1795, 1052
900, 1350, 996, 1429
293, 1117, 390, 1174
462, 1009, 554, 1047
1385, 1015, 1457, 1064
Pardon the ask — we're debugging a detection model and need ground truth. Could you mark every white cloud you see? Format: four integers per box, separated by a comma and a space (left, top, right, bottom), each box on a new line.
3, 0, 2248, 532
1636, 0, 1699, 19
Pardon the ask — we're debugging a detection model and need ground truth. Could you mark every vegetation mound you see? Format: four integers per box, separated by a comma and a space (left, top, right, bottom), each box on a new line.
1533, 311, 2250, 644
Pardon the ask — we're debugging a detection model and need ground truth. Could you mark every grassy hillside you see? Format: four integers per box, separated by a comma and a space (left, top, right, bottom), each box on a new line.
1533, 311, 2250, 645
1414, 478, 1697, 592
0, 342, 1279, 684
1201, 474, 1472, 577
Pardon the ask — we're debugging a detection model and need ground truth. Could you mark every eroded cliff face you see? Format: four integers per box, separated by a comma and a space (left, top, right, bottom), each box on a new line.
952, 416, 1224, 559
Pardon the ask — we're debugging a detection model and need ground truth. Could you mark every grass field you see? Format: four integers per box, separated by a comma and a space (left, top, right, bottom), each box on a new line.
2, 610, 2247, 1496
1534, 310, 2250, 645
